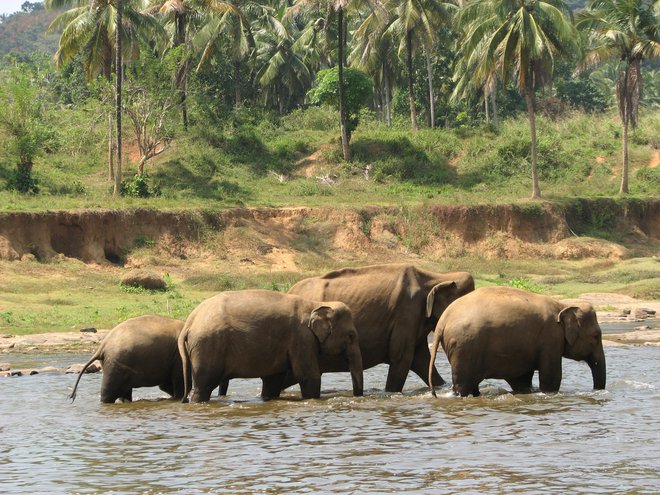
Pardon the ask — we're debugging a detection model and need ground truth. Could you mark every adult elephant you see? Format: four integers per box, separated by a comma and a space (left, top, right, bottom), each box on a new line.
429, 286, 607, 397
69, 315, 185, 403
288, 263, 475, 392
178, 289, 363, 402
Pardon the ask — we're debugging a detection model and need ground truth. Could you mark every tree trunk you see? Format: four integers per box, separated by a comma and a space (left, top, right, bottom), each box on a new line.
338, 8, 351, 161
175, 12, 188, 130
525, 88, 541, 199
620, 118, 629, 194
114, 0, 123, 196
384, 63, 392, 128
406, 32, 418, 132
492, 82, 499, 130
108, 113, 114, 180
484, 87, 490, 125
425, 49, 434, 129
234, 61, 241, 107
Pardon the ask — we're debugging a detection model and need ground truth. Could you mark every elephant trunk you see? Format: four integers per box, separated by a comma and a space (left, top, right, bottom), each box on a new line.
347, 340, 363, 397
588, 345, 606, 390
428, 325, 442, 397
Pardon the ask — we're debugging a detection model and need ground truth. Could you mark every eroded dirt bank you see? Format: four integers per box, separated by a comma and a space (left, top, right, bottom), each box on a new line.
0, 199, 658, 264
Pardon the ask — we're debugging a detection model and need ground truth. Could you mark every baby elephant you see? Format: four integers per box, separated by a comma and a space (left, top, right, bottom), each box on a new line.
429, 286, 606, 397
69, 315, 185, 403
179, 289, 364, 402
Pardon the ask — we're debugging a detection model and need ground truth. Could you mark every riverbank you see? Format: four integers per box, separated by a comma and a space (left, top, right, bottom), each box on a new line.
0, 292, 657, 379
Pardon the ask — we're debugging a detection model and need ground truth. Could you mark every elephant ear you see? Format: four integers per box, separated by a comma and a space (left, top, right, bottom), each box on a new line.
309, 306, 334, 344
426, 281, 457, 318
558, 306, 580, 346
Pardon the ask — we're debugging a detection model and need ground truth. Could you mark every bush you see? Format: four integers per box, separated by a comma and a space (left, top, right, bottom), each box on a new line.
121, 174, 160, 198
6, 166, 39, 193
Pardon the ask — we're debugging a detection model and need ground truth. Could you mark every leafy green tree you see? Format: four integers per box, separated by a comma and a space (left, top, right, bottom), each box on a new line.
308, 66, 373, 141
456, 0, 578, 199
0, 64, 56, 193
577, 0, 660, 194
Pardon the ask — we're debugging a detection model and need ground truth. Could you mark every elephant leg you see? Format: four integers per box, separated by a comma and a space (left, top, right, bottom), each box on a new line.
385, 340, 415, 392
218, 380, 230, 396
100, 372, 128, 403
410, 340, 446, 387
539, 355, 562, 393
506, 371, 535, 393
261, 372, 286, 400
191, 385, 213, 403
117, 389, 133, 403
451, 366, 480, 397
298, 377, 322, 399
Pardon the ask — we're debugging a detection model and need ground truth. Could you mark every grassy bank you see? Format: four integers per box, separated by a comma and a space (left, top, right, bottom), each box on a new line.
1, 108, 658, 212
1, 252, 658, 336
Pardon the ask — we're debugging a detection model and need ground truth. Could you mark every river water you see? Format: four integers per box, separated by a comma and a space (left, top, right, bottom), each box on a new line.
1, 324, 658, 494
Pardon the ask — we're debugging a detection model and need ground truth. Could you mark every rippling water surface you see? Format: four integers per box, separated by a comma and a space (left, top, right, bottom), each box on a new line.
1, 326, 659, 494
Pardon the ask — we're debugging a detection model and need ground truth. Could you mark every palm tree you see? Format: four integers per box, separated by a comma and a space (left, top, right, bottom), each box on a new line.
115, 0, 123, 196
457, 0, 578, 198
288, 0, 352, 159
385, 0, 456, 132
148, 0, 193, 128
193, 1, 269, 107
46, 0, 163, 185
254, 6, 313, 114
350, 3, 396, 125
577, 0, 660, 194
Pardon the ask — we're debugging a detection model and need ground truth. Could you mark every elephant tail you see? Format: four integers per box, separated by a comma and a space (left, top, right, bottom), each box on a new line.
69, 348, 103, 403
428, 324, 444, 398
178, 327, 191, 403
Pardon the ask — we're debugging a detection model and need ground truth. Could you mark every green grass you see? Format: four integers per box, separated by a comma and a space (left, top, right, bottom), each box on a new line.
1, 254, 658, 336
1, 107, 658, 211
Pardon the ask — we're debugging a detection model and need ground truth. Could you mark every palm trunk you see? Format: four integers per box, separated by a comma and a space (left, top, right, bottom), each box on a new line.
338, 8, 351, 160
384, 64, 392, 128
525, 87, 541, 199
406, 32, 418, 132
620, 118, 629, 194
425, 49, 434, 129
108, 113, 114, 180
234, 61, 241, 107
484, 87, 490, 124
175, 12, 188, 130
113, 0, 123, 196
491, 82, 499, 130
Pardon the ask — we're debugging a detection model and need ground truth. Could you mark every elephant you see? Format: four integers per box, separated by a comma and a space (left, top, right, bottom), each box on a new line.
178, 289, 363, 403
428, 286, 607, 397
287, 263, 475, 392
69, 315, 185, 403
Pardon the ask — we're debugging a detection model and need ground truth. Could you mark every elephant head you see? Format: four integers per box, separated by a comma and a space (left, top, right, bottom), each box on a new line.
558, 304, 606, 390
309, 304, 363, 396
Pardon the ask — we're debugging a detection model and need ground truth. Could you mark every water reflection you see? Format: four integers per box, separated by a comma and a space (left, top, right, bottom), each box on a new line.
0, 341, 658, 494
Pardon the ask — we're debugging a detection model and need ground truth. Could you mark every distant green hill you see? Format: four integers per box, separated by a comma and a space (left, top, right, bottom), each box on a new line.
0, 3, 60, 57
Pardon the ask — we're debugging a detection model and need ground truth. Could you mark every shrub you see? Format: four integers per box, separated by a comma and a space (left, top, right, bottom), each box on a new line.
121, 174, 161, 198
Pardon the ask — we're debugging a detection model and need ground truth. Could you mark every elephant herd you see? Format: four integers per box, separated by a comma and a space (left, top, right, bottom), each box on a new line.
69, 263, 607, 404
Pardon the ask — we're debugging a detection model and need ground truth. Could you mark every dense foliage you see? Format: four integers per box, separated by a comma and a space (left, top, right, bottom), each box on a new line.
0, 0, 657, 202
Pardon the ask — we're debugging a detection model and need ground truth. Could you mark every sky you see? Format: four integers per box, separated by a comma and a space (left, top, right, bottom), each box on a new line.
0, 0, 41, 16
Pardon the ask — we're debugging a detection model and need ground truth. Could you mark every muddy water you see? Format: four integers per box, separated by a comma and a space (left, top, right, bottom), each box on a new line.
1, 326, 658, 494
